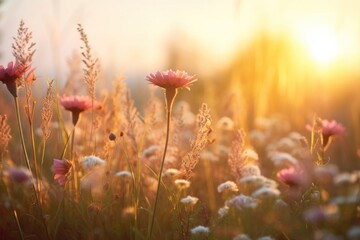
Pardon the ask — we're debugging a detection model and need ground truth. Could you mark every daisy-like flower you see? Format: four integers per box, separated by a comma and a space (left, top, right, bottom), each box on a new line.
80, 155, 106, 170
53, 159, 72, 186
174, 179, 191, 189
217, 181, 239, 193
190, 225, 210, 236
180, 195, 199, 205
307, 119, 345, 150
59, 95, 101, 125
320, 119, 345, 148
146, 69, 197, 91
0, 61, 34, 97
6, 167, 33, 184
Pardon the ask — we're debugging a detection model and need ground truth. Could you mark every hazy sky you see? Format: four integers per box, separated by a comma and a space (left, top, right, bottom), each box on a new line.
1, 0, 360, 83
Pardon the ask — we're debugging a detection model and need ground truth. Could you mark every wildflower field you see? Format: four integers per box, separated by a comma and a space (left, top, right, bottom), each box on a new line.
1, 6, 360, 240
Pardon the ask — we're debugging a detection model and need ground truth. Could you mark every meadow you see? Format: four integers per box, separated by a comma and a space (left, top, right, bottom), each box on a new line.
0, 20, 360, 240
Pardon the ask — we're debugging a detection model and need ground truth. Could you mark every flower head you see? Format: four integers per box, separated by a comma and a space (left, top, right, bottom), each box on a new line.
53, 159, 72, 186
80, 155, 106, 170
217, 181, 239, 193
115, 170, 133, 183
320, 119, 345, 149
146, 69, 197, 91
6, 167, 33, 184
277, 167, 309, 188
190, 225, 210, 236
59, 95, 101, 125
180, 195, 199, 205
174, 179, 191, 189
0, 61, 34, 97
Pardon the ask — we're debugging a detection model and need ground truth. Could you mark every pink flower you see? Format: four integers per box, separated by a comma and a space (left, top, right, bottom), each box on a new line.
59, 96, 101, 125
277, 167, 309, 188
0, 61, 35, 97
146, 69, 197, 91
306, 119, 345, 150
53, 159, 72, 186
6, 167, 33, 184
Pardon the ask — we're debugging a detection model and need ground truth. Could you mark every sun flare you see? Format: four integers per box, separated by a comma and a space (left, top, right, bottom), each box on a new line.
297, 26, 340, 66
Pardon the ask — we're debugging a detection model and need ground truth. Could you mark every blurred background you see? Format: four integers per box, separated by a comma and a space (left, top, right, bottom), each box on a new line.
1, 0, 360, 163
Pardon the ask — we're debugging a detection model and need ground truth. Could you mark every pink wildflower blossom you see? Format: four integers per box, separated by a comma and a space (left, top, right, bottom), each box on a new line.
6, 167, 33, 184
146, 69, 197, 91
307, 119, 345, 150
59, 95, 100, 125
320, 119, 345, 148
277, 167, 309, 188
53, 159, 72, 186
0, 61, 35, 97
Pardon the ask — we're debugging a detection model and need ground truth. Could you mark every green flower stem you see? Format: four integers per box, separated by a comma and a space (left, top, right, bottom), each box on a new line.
147, 88, 177, 240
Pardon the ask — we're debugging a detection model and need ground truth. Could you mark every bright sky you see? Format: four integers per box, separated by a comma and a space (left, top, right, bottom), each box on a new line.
1, 0, 360, 83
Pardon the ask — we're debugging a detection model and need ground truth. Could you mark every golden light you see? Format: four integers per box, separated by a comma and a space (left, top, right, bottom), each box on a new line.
297, 26, 340, 66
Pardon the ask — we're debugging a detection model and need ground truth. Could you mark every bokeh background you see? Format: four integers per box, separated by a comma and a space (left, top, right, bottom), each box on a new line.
1, 0, 360, 167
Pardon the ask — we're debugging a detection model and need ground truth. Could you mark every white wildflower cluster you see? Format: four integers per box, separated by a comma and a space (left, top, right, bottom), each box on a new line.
190, 225, 210, 237
268, 151, 299, 168
163, 168, 181, 178
180, 195, 199, 205
174, 179, 191, 189
141, 145, 160, 160
80, 155, 106, 170
217, 181, 239, 193
115, 170, 133, 182
225, 194, 258, 211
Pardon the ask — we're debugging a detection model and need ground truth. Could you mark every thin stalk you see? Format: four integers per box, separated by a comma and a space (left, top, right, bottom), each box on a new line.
70, 127, 79, 202
13, 209, 25, 240
147, 88, 177, 240
14, 97, 51, 240
14, 97, 31, 170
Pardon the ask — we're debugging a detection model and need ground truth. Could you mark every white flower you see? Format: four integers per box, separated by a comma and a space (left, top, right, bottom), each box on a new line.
241, 164, 261, 177
80, 155, 106, 170
269, 152, 299, 167
174, 179, 191, 189
226, 194, 258, 210
233, 234, 251, 240
216, 117, 234, 131
190, 225, 210, 236
218, 206, 229, 218
252, 187, 280, 199
163, 168, 181, 178
115, 171, 133, 182
142, 145, 160, 159
180, 195, 199, 205
217, 181, 239, 193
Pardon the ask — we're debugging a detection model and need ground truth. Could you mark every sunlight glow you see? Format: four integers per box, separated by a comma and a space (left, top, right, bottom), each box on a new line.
299, 27, 340, 66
